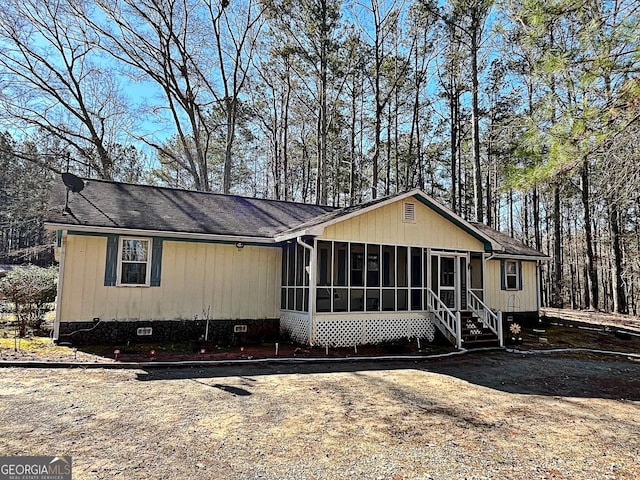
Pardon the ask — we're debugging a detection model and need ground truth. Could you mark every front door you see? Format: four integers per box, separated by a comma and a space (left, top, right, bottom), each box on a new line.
431, 253, 471, 312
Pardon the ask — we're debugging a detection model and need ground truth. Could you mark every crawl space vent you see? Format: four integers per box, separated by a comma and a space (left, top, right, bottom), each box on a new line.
136, 327, 153, 336
233, 324, 248, 333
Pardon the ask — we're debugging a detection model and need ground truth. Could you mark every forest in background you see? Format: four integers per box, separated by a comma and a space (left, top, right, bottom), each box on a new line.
0, 0, 639, 314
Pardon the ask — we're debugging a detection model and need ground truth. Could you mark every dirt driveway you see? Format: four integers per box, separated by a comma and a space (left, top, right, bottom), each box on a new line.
1, 351, 639, 480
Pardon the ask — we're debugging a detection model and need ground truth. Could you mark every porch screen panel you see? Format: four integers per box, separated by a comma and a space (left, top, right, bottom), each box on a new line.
281, 242, 310, 312
316, 241, 332, 312
410, 248, 423, 310
397, 247, 408, 287
351, 289, 364, 311
334, 242, 348, 286
366, 289, 380, 311
367, 244, 380, 287
350, 243, 364, 286
382, 245, 395, 286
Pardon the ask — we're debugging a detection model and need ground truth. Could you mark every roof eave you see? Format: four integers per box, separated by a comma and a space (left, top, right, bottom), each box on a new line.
490, 252, 550, 261
44, 222, 276, 245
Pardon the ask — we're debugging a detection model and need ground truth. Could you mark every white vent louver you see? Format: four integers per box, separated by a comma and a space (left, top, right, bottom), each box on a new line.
137, 327, 152, 336
403, 202, 415, 222
233, 324, 248, 333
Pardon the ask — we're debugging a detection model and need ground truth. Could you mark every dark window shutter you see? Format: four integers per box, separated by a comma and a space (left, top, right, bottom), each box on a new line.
150, 237, 163, 287
104, 235, 119, 286
518, 260, 523, 290
500, 259, 506, 290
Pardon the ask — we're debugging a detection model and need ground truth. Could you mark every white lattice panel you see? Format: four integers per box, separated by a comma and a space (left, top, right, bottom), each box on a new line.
312, 315, 435, 347
315, 319, 364, 347
280, 311, 311, 344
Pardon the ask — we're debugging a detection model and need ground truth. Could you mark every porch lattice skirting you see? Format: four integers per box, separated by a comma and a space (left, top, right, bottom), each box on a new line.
280, 311, 312, 344
281, 312, 436, 347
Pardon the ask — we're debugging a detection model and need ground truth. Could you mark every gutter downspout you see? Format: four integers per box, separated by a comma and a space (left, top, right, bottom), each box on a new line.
53, 230, 67, 342
296, 236, 315, 345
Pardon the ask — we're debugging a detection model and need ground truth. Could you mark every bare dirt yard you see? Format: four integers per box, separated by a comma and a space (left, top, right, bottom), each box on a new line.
1, 351, 639, 480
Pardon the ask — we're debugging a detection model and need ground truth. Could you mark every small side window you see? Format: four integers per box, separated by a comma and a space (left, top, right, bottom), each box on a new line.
505, 260, 519, 290
118, 238, 151, 286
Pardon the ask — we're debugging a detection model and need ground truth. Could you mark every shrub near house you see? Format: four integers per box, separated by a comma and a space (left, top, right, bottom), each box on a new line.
0, 266, 57, 337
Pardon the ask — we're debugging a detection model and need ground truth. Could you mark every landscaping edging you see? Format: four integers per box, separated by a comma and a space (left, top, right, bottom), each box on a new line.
1, 346, 639, 369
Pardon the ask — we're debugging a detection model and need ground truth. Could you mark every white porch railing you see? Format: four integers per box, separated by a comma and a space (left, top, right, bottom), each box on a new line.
468, 289, 503, 347
426, 288, 461, 349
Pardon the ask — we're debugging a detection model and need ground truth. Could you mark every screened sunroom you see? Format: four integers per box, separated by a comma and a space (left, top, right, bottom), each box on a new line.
279, 238, 487, 347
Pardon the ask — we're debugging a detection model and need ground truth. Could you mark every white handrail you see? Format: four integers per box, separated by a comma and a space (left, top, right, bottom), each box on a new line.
426, 289, 461, 348
468, 290, 503, 347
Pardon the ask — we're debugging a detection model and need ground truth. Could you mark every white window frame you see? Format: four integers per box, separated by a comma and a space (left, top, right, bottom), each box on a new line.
117, 237, 152, 287
504, 260, 519, 290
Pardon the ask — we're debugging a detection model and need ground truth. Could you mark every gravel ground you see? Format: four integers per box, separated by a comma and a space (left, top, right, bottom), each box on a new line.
1, 351, 639, 480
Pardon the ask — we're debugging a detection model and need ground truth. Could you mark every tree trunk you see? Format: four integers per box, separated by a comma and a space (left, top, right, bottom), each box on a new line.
580, 159, 598, 309
551, 183, 563, 308
610, 203, 628, 313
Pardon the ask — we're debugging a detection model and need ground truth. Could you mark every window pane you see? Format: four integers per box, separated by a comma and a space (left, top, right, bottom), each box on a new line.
350, 243, 364, 286
334, 288, 348, 312
350, 289, 364, 311
367, 245, 380, 287
506, 261, 517, 274
397, 247, 408, 287
334, 242, 348, 286
382, 246, 395, 287
507, 276, 517, 289
121, 263, 147, 284
122, 239, 148, 262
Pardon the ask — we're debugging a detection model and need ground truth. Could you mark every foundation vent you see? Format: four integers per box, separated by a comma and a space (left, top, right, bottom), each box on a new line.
137, 327, 153, 336
233, 324, 248, 333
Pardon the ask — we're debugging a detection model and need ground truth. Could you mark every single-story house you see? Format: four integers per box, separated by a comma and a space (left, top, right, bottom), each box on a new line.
44, 176, 547, 348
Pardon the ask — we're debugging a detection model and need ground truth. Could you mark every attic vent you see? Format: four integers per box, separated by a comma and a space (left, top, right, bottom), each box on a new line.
403, 202, 416, 222
137, 327, 152, 336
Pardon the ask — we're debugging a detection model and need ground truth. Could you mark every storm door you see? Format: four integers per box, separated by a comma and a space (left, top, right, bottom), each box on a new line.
437, 256, 458, 310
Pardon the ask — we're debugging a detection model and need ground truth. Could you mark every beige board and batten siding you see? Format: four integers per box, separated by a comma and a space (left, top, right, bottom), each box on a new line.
59, 235, 281, 322
320, 198, 485, 251
484, 259, 538, 312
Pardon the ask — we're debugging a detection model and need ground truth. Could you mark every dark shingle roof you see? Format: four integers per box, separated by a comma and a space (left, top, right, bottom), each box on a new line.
45, 178, 335, 239
45, 177, 547, 259
471, 223, 547, 258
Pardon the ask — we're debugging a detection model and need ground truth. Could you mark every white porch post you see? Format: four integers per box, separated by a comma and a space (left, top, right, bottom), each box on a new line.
455, 311, 462, 349
297, 236, 315, 344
